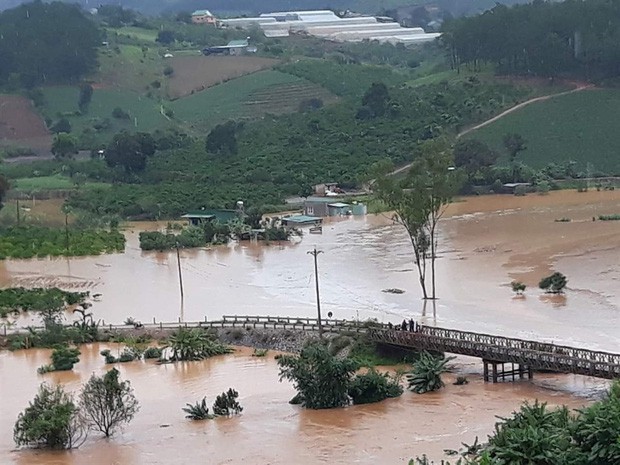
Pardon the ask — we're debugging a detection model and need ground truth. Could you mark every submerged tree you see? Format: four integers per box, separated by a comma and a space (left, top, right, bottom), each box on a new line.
183, 397, 213, 420
539, 272, 568, 294
277, 342, 359, 409
14, 383, 86, 449
373, 139, 462, 299
79, 368, 139, 437
407, 351, 454, 394
212, 388, 243, 416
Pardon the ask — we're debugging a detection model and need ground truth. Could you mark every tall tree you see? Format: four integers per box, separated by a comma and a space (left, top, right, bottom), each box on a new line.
78, 84, 94, 113
51, 133, 78, 160
79, 368, 139, 437
453, 138, 498, 184
361, 82, 390, 117
104, 132, 156, 174
503, 133, 526, 182
373, 139, 461, 300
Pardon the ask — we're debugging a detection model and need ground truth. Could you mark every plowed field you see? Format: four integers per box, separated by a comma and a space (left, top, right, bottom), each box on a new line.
0, 95, 51, 151
167, 55, 278, 98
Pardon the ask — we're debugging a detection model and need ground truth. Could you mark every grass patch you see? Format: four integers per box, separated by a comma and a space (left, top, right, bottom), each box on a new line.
467, 88, 620, 173
13, 175, 111, 192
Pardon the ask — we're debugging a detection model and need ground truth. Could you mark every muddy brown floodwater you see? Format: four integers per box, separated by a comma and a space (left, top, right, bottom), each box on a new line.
0, 190, 619, 463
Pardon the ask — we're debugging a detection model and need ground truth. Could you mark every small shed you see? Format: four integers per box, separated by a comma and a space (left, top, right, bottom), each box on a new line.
181, 209, 239, 226
281, 215, 323, 228
327, 202, 351, 217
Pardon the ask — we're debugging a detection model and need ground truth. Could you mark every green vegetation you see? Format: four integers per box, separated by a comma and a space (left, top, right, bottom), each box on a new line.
0, 225, 125, 259
539, 272, 568, 294
348, 368, 403, 405
183, 388, 243, 420
444, 0, 620, 80
12, 175, 110, 191
0, 2, 99, 87
413, 382, 620, 464
38, 345, 81, 374
143, 347, 163, 359
0, 287, 88, 318
164, 327, 232, 361
252, 348, 268, 357
14, 383, 85, 450
406, 352, 454, 394
599, 214, 620, 221
79, 368, 139, 437
466, 89, 620, 174
212, 388, 243, 416
183, 398, 213, 420
510, 281, 526, 296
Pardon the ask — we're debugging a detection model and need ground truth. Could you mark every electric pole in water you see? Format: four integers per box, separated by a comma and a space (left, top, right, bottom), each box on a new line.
175, 242, 184, 303
308, 247, 323, 338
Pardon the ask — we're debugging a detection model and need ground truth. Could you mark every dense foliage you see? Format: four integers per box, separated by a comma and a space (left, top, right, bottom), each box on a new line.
212, 388, 243, 416
0, 1, 100, 87
79, 368, 139, 437
539, 272, 568, 294
183, 397, 213, 420
406, 351, 454, 394
38, 344, 81, 373
164, 327, 232, 361
443, 0, 620, 80
348, 368, 403, 405
0, 226, 125, 259
413, 382, 620, 464
0, 287, 88, 318
277, 342, 359, 409
14, 384, 84, 450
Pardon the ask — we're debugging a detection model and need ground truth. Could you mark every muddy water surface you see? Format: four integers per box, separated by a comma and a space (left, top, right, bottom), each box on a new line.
0, 191, 619, 464
0, 346, 597, 465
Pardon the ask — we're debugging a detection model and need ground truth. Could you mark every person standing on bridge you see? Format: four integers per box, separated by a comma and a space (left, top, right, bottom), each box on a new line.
409, 319, 415, 332
401, 320, 407, 331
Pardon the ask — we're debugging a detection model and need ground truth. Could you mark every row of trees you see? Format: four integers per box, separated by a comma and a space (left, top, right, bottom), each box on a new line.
442, 0, 620, 80
15, 369, 139, 449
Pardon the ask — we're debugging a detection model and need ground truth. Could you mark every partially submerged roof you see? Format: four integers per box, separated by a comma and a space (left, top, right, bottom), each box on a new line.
282, 215, 322, 224
328, 202, 350, 208
182, 209, 239, 222
181, 212, 215, 219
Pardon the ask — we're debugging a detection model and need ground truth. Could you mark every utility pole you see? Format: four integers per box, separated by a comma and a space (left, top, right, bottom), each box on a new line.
16, 199, 20, 225
175, 242, 184, 303
307, 247, 323, 338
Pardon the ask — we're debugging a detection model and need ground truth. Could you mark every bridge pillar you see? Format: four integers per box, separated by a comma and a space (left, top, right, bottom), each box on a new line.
483, 359, 532, 383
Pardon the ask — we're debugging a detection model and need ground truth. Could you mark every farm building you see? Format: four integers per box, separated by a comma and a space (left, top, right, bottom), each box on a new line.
303, 197, 366, 217
221, 9, 440, 44
281, 215, 323, 228
181, 209, 240, 226
192, 10, 216, 24
202, 39, 256, 56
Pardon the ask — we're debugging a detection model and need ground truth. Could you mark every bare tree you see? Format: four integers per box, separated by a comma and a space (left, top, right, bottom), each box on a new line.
79, 368, 139, 437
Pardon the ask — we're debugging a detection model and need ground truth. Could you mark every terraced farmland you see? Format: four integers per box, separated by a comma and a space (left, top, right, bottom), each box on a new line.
243, 81, 338, 115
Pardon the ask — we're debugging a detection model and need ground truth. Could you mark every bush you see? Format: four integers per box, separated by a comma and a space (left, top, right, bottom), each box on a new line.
183, 397, 213, 420
14, 384, 85, 449
38, 345, 80, 373
407, 352, 454, 394
143, 347, 162, 359
539, 272, 568, 294
511, 281, 526, 295
348, 368, 403, 405
252, 348, 268, 357
212, 388, 243, 416
111, 107, 130, 120
163, 65, 174, 77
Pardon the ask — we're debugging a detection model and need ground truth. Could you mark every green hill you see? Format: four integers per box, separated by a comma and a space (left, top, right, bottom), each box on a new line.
466, 89, 620, 174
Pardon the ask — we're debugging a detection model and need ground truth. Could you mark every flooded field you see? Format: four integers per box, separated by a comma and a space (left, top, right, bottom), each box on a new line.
0, 190, 619, 464
0, 346, 599, 465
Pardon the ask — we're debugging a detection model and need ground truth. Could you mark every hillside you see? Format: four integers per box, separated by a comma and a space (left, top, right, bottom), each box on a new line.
465, 88, 620, 175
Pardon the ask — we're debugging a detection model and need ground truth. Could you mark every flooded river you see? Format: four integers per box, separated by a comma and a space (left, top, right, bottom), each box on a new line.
0, 190, 619, 463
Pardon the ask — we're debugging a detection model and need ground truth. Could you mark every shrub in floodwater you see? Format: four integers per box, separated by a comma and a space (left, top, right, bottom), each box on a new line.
183, 397, 213, 420
143, 347, 162, 359
252, 348, 268, 357
598, 214, 620, 221
511, 281, 526, 295
348, 368, 403, 405
164, 327, 232, 361
100, 349, 117, 364
124, 317, 136, 326
14, 383, 85, 449
539, 272, 568, 294
38, 345, 81, 373
407, 351, 454, 394
212, 388, 243, 416
453, 376, 469, 386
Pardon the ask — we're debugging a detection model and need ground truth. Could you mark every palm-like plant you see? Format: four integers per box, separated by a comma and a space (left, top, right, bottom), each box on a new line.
407, 351, 455, 394
182, 397, 213, 420
164, 328, 232, 361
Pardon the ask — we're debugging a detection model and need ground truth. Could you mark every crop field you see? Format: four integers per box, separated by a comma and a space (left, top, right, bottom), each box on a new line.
12, 175, 111, 191
97, 44, 166, 93
0, 95, 51, 152
166, 55, 279, 98
170, 70, 337, 133
41, 86, 171, 144
467, 88, 620, 173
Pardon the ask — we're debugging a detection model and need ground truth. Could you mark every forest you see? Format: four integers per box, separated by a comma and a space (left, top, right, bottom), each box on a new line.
442, 0, 620, 81
0, 1, 100, 87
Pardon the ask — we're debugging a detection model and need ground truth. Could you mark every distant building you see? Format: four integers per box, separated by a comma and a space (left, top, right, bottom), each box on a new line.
281, 215, 323, 228
303, 197, 366, 217
192, 9, 216, 25
202, 39, 255, 56
181, 209, 240, 226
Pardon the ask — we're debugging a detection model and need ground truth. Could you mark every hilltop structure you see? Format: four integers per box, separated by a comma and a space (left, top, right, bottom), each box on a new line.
220, 10, 440, 44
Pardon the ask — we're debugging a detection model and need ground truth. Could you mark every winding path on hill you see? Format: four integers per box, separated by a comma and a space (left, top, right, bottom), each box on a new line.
388, 83, 593, 178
